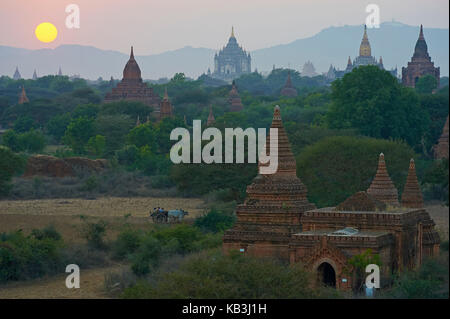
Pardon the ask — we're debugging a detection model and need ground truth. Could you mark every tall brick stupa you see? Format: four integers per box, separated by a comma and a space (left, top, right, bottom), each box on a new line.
223, 105, 315, 258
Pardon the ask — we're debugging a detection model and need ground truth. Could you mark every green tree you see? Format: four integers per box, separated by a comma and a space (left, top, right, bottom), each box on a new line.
63, 117, 96, 154
13, 116, 35, 133
46, 113, 71, 142
86, 135, 106, 157
297, 136, 415, 207
326, 66, 429, 147
127, 123, 157, 149
96, 114, 134, 156
0, 146, 25, 196
416, 75, 438, 94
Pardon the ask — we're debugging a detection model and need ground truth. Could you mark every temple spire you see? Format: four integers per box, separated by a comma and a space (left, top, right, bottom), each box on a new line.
401, 159, 424, 208
163, 87, 169, 101
359, 24, 372, 57
419, 24, 424, 40
367, 153, 399, 206
207, 105, 215, 126
18, 86, 29, 104
130, 46, 134, 59
231, 26, 235, 38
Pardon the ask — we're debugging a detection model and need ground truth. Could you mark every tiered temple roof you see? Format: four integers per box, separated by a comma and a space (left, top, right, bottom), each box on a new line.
366, 153, 399, 206
280, 71, 298, 97
401, 159, 424, 208
13, 66, 21, 80
228, 81, 243, 112
18, 86, 29, 104
104, 46, 161, 111
402, 25, 440, 88
434, 116, 449, 159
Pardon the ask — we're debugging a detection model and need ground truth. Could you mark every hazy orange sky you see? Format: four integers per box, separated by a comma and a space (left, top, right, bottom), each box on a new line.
1, 0, 448, 54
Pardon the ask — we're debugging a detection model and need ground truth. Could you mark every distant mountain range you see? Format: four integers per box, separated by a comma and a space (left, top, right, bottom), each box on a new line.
0, 21, 448, 80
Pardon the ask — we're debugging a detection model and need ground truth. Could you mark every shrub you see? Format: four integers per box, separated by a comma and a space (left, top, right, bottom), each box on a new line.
0, 228, 64, 283
113, 229, 143, 260
80, 218, 108, 250
194, 209, 235, 233
122, 250, 341, 299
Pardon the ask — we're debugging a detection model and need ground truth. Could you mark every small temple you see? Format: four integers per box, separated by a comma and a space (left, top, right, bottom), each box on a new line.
223, 105, 440, 290
207, 105, 215, 126
280, 71, 298, 97
402, 25, 440, 88
434, 115, 449, 159
159, 88, 174, 120
228, 81, 244, 112
32, 69, 38, 80
18, 86, 29, 104
58, 67, 63, 76
13, 66, 21, 80
104, 46, 161, 117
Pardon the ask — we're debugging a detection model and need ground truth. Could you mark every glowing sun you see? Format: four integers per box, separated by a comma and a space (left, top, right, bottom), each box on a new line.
35, 22, 58, 43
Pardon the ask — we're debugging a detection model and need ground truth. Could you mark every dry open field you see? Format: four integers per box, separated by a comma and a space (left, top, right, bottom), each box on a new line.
0, 198, 447, 299
0, 196, 208, 243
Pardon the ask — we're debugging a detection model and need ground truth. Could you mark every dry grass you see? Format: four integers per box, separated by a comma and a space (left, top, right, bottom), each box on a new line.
0, 265, 126, 299
0, 196, 207, 243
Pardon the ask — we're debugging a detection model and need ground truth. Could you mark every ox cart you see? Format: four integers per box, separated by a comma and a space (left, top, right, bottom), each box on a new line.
150, 208, 189, 224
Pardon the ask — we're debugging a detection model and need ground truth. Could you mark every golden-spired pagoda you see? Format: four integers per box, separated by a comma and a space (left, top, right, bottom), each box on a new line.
223, 106, 316, 259
434, 116, 449, 159
401, 159, 424, 208
366, 153, 399, 206
104, 46, 161, 110
18, 86, 29, 104
280, 71, 298, 97
228, 81, 243, 112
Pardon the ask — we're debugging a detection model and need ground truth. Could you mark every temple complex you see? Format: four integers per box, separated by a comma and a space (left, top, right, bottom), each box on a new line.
104, 47, 161, 115
228, 81, 244, 112
402, 25, 440, 88
326, 25, 397, 80
301, 61, 318, 77
223, 106, 440, 290
18, 86, 29, 104
434, 116, 449, 159
212, 27, 251, 82
13, 66, 21, 80
280, 71, 298, 97
366, 153, 399, 206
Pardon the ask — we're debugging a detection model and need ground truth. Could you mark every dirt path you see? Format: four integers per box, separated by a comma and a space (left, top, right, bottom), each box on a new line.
0, 265, 125, 299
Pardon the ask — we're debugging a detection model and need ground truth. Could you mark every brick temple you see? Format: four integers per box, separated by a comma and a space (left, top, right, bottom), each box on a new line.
104, 47, 161, 118
402, 25, 440, 88
434, 116, 449, 159
223, 106, 440, 290
228, 81, 243, 112
280, 71, 298, 97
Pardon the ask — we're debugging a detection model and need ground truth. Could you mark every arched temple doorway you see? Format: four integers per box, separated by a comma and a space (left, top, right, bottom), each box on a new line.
317, 262, 336, 287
